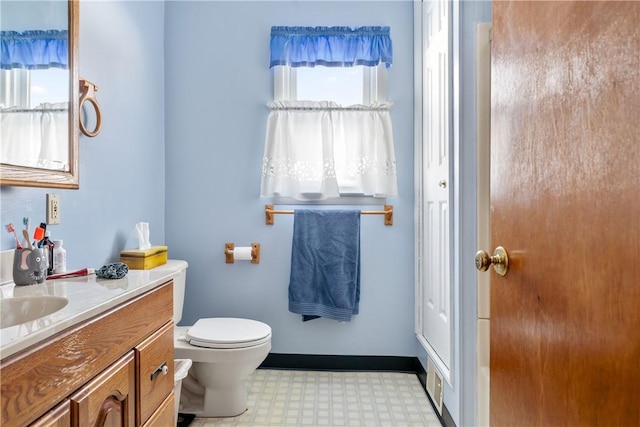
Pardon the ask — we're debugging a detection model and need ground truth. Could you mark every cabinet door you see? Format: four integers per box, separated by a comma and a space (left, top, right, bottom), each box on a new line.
69, 351, 135, 427
135, 322, 174, 425
30, 400, 71, 427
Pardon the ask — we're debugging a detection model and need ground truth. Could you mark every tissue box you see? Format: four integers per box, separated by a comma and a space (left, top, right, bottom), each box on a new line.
120, 246, 168, 270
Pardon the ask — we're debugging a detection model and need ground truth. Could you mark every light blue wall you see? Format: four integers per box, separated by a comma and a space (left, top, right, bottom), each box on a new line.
1, 1, 166, 268
164, 1, 416, 356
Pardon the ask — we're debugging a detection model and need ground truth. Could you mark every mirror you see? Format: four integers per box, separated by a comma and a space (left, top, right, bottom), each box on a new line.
0, 0, 79, 189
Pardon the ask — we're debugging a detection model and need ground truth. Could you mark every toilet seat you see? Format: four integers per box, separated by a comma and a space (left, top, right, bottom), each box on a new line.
186, 317, 272, 349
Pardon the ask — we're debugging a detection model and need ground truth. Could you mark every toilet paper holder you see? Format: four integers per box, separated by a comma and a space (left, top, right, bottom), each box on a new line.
225, 243, 260, 264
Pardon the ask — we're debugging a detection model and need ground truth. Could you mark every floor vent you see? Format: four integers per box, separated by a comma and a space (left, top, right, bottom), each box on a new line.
426, 358, 444, 415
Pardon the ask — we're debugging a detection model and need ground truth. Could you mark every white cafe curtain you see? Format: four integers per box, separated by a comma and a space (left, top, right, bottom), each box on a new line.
260, 100, 397, 201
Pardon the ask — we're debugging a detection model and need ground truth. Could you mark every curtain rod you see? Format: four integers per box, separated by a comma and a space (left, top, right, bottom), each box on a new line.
265, 204, 393, 226
267, 105, 392, 112
1, 108, 68, 113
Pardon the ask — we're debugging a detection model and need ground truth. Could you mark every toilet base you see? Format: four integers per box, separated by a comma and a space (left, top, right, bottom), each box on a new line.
179, 376, 248, 417
203, 382, 248, 417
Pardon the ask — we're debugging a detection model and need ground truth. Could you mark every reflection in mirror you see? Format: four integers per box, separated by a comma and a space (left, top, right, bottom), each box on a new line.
0, 0, 79, 189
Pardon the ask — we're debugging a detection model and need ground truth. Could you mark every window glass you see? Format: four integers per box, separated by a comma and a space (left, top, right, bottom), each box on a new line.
296, 66, 364, 105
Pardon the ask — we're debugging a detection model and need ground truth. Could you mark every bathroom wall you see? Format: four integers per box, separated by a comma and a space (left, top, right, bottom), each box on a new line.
0, 0, 417, 362
0, 1, 414, 357
164, 1, 416, 356
1, 1, 166, 268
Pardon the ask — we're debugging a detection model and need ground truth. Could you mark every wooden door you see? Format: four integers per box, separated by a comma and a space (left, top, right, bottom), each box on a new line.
489, 1, 640, 425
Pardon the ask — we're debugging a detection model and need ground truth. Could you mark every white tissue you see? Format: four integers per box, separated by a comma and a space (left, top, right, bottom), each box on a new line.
233, 247, 253, 261
133, 222, 151, 250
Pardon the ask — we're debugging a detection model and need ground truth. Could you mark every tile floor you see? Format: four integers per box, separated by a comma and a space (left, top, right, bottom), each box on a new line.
188, 369, 442, 427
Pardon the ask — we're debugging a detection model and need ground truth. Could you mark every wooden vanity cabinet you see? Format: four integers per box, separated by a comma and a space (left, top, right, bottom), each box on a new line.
0, 281, 174, 427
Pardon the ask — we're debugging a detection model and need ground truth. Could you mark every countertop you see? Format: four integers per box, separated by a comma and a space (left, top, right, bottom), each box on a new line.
0, 267, 175, 360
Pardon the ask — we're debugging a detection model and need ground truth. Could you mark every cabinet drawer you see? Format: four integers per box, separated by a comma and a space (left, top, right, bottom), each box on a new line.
30, 400, 70, 427
135, 321, 174, 425
142, 392, 175, 427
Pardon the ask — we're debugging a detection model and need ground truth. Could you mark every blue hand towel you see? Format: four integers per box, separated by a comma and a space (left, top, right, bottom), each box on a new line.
289, 209, 361, 322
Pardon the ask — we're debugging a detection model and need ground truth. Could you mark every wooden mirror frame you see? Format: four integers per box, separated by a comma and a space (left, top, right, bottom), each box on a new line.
0, 0, 80, 189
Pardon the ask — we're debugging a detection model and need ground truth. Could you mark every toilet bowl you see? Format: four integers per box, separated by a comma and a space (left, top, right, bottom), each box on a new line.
151, 260, 272, 417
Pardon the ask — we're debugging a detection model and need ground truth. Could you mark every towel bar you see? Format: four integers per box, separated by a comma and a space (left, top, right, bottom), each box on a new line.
265, 204, 393, 226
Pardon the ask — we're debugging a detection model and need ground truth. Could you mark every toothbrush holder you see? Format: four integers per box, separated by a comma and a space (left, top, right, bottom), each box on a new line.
13, 248, 47, 286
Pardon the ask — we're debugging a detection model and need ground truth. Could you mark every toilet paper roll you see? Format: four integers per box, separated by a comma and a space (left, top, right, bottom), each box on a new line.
233, 246, 253, 261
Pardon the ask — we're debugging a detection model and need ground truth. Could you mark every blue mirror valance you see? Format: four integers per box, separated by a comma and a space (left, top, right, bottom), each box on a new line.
1, 30, 69, 70
270, 26, 392, 69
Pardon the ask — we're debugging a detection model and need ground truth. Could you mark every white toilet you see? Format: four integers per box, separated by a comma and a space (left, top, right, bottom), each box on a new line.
153, 260, 272, 417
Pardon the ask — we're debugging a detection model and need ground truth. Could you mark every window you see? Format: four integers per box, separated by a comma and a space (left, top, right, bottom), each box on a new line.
261, 26, 397, 201
274, 64, 387, 106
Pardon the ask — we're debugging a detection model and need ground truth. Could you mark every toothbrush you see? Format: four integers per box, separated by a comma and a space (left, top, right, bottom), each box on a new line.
23, 217, 30, 247
36, 223, 47, 247
22, 229, 32, 249
46, 268, 96, 280
33, 226, 45, 245
5, 223, 23, 249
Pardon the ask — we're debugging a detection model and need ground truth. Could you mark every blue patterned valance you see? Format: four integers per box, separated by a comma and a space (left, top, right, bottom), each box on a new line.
1, 30, 69, 70
269, 26, 392, 69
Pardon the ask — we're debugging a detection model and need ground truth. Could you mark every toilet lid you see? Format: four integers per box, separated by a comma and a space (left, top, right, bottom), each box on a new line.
186, 318, 272, 349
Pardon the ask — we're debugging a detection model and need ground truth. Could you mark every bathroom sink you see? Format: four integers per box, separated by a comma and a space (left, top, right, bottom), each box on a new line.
0, 296, 69, 329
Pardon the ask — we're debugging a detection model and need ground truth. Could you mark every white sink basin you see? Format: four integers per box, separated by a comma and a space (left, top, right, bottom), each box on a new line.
0, 296, 69, 329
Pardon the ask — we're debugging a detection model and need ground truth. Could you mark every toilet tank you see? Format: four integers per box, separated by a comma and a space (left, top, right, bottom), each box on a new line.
150, 259, 188, 324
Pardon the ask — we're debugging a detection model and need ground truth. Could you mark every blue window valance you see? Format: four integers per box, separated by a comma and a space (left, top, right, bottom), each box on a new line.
1, 30, 69, 70
270, 26, 392, 69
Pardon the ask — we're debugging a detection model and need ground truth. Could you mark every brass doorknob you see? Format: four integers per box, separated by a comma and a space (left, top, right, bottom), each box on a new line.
475, 246, 509, 276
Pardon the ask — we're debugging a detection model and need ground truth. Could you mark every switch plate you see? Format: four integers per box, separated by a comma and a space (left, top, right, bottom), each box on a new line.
46, 193, 61, 224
